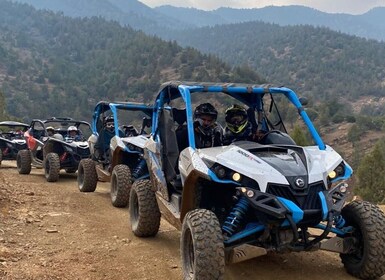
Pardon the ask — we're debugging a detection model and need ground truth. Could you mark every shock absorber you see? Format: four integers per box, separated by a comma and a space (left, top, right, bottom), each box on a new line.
132, 158, 147, 179
334, 215, 346, 229
222, 196, 249, 237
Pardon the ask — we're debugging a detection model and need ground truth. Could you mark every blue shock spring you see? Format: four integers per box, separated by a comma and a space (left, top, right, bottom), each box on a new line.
334, 215, 346, 229
222, 196, 249, 237
132, 158, 147, 179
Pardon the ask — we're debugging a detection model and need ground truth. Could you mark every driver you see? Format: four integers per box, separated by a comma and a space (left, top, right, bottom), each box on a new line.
193, 103, 222, 148
66, 126, 81, 141
46, 126, 55, 137
94, 116, 123, 160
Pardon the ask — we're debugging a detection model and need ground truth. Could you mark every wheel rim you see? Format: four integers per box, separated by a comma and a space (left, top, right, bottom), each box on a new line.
131, 190, 139, 228
45, 159, 50, 177
78, 165, 84, 188
183, 227, 195, 277
111, 174, 117, 201
345, 227, 364, 264
17, 156, 21, 170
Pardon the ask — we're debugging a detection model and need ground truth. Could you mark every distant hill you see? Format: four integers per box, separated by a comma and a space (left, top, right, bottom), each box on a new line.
165, 21, 385, 102
0, 0, 262, 121
155, 5, 385, 42
10, 0, 193, 34
12, 0, 385, 41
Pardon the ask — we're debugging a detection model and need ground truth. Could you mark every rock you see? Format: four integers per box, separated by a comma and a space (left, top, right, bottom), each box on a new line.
46, 229, 58, 233
25, 191, 35, 196
16, 233, 24, 236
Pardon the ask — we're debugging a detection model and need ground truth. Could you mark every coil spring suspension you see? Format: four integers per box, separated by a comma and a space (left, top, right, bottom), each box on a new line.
132, 158, 146, 179
334, 215, 346, 229
222, 196, 249, 237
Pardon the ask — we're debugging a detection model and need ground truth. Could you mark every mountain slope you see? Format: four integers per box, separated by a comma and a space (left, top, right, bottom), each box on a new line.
11, 0, 192, 33
166, 21, 385, 101
0, 0, 262, 121
155, 5, 385, 41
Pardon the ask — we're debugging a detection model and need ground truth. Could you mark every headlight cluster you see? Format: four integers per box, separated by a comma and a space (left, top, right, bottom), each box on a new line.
211, 163, 259, 190
127, 144, 143, 153
328, 162, 346, 180
63, 145, 75, 152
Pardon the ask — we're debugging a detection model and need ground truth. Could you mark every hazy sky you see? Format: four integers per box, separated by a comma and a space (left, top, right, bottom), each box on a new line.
139, 0, 385, 14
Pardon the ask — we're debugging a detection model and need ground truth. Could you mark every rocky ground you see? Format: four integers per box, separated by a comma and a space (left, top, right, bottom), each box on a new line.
0, 161, 384, 280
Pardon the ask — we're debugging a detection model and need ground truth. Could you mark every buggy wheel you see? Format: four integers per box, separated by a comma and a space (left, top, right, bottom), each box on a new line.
340, 200, 385, 279
44, 153, 60, 182
110, 164, 132, 208
129, 179, 160, 237
77, 159, 97, 192
65, 168, 77, 174
181, 209, 225, 280
16, 149, 32, 174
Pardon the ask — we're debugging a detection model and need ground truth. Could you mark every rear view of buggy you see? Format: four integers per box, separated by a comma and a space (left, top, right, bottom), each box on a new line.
128, 82, 385, 280
0, 121, 29, 166
77, 101, 153, 208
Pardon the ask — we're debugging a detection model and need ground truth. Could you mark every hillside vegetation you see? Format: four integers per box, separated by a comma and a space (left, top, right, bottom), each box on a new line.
167, 21, 385, 102
0, 0, 261, 121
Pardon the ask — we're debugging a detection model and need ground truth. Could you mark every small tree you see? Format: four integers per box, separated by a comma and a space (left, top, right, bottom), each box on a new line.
356, 139, 385, 203
290, 124, 311, 146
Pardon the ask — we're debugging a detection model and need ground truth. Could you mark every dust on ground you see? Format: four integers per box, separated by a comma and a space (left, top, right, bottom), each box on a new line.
0, 161, 384, 280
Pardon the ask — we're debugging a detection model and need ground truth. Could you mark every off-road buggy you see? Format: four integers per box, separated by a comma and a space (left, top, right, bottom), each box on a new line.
129, 82, 385, 280
17, 117, 91, 182
0, 121, 29, 165
77, 101, 153, 208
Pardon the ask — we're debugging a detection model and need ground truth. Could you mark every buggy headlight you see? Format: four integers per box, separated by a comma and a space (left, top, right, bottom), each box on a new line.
232, 172, 241, 182
328, 171, 337, 179
329, 163, 346, 180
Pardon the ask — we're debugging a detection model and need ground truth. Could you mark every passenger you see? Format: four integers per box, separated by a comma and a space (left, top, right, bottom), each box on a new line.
46, 126, 55, 137
193, 103, 222, 148
223, 104, 253, 145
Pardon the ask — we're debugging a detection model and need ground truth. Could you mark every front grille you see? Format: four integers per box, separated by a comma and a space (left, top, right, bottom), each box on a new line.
266, 181, 326, 210
15, 143, 27, 150
77, 147, 90, 158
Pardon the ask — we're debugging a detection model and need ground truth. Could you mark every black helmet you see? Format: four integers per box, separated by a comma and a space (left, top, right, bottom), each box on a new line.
104, 116, 115, 131
194, 103, 218, 120
225, 104, 248, 134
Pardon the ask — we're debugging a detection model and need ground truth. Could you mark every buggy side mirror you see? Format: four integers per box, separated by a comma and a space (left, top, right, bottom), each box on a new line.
140, 117, 152, 134
299, 97, 308, 106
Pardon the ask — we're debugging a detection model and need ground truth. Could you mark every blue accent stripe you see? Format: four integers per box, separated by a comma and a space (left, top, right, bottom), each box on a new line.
318, 191, 328, 221
277, 197, 304, 224
314, 224, 346, 236
224, 224, 265, 244
208, 170, 240, 185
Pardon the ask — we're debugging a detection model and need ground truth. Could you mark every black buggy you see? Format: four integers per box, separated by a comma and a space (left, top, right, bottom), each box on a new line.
17, 117, 91, 182
0, 121, 29, 165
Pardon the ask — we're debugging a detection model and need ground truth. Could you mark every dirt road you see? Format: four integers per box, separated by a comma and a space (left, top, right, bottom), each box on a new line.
0, 161, 383, 280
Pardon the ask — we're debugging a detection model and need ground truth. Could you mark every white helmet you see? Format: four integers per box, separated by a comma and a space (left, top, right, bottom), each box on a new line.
67, 125, 78, 132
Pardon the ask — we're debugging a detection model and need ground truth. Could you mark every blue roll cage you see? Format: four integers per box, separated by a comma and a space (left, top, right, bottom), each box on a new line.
152, 83, 326, 150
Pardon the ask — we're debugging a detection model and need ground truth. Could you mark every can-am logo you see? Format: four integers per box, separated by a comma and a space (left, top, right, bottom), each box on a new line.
295, 178, 305, 188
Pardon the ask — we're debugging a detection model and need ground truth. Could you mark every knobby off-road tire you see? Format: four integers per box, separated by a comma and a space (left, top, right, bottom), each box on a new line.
44, 153, 60, 182
340, 200, 385, 279
77, 158, 97, 192
129, 179, 160, 237
181, 209, 225, 280
17, 149, 32, 174
110, 164, 132, 207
